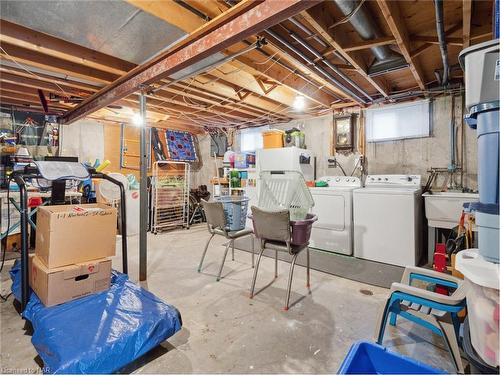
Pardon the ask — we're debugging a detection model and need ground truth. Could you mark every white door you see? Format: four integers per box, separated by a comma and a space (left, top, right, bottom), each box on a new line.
310, 191, 352, 255
353, 191, 418, 266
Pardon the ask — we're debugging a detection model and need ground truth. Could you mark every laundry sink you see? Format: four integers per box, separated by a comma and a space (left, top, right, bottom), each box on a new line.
423, 191, 479, 228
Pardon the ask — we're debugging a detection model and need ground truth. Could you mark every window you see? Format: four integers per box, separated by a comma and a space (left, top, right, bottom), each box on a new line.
366, 99, 431, 142
239, 126, 268, 152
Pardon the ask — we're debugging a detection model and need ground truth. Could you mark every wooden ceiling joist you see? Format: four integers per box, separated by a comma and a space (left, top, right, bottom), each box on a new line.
412, 35, 463, 46
376, 0, 426, 90
61, 0, 321, 124
301, 8, 390, 98
343, 37, 396, 52
0, 42, 118, 84
0, 20, 135, 75
126, 0, 338, 109
0, 64, 104, 93
410, 23, 462, 59
463, 0, 473, 48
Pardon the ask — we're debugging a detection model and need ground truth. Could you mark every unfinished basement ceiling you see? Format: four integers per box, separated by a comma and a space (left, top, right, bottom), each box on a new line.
0, 0, 186, 64
0, 0, 495, 129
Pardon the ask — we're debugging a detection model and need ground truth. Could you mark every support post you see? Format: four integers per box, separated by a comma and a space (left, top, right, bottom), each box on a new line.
139, 92, 148, 281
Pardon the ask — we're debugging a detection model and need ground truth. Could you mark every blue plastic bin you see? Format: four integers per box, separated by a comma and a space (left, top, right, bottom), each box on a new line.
216, 196, 249, 231
465, 104, 499, 205
475, 108, 499, 205
338, 341, 446, 374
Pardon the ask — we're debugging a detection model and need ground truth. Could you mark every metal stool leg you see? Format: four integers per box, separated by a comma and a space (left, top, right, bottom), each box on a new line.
216, 241, 231, 281
284, 253, 298, 311
275, 249, 278, 278
231, 239, 235, 261
306, 247, 311, 288
250, 246, 265, 298
198, 233, 215, 272
251, 235, 255, 268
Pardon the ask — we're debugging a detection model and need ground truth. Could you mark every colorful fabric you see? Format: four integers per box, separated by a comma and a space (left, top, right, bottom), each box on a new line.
165, 130, 197, 161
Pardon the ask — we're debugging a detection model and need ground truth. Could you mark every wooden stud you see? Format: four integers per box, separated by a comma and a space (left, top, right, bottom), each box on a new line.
301, 8, 389, 98
376, 0, 426, 90
463, 0, 472, 48
344, 37, 396, 52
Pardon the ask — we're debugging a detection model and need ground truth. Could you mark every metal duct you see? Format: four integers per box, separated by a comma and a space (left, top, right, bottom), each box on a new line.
333, 0, 407, 75
434, 0, 449, 86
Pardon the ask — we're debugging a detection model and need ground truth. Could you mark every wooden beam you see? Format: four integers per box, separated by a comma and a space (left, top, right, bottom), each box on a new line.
0, 98, 65, 114
173, 80, 290, 120
0, 91, 71, 110
0, 42, 118, 84
301, 8, 389, 98
226, 46, 337, 107
127, 0, 336, 108
463, 0, 472, 48
62, 0, 321, 124
0, 70, 94, 96
0, 64, 104, 93
412, 35, 463, 46
0, 20, 135, 75
410, 23, 462, 59
344, 37, 396, 52
376, 0, 425, 90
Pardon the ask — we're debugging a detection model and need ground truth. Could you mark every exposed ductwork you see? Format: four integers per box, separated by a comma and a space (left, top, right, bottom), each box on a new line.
434, 0, 450, 86
333, 0, 407, 76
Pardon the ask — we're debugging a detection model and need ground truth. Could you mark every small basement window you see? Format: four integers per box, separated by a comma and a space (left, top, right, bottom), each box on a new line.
240, 126, 269, 152
366, 99, 431, 142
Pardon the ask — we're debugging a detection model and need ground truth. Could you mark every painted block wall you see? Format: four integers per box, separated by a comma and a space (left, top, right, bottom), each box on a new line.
193, 95, 478, 192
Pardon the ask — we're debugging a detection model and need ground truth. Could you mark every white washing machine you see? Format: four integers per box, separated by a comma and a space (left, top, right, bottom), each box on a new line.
309, 176, 361, 255
353, 174, 422, 267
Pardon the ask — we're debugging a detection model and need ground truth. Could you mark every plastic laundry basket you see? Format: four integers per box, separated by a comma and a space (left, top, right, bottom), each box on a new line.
290, 214, 317, 246
215, 196, 249, 231
456, 249, 500, 367
258, 170, 314, 220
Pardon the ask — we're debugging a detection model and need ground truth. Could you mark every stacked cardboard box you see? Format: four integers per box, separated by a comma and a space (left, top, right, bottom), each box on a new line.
30, 203, 117, 307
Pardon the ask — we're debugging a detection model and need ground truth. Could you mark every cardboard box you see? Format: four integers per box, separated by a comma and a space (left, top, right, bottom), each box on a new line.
36, 203, 117, 268
30, 254, 111, 307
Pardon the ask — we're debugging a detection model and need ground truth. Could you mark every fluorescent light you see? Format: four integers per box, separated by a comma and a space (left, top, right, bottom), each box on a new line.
132, 113, 143, 127
293, 95, 306, 111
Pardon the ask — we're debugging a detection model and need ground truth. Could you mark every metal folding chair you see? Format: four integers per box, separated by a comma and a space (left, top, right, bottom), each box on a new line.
375, 266, 468, 373
249, 206, 311, 311
198, 200, 254, 281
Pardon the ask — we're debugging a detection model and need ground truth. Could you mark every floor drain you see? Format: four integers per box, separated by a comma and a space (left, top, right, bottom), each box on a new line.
360, 289, 373, 296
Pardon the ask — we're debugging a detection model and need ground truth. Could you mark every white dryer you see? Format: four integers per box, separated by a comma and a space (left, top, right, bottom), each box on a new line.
353, 174, 422, 267
309, 176, 361, 255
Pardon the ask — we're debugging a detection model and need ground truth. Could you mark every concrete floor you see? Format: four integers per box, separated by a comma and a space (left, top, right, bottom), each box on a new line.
1, 225, 458, 373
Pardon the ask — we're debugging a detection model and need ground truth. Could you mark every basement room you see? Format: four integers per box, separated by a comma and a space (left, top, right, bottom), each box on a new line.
0, 0, 499, 373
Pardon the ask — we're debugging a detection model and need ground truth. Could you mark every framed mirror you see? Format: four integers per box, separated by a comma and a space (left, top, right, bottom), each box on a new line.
334, 114, 355, 153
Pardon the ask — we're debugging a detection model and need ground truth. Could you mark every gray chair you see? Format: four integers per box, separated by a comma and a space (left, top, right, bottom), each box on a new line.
198, 199, 254, 281
250, 206, 311, 310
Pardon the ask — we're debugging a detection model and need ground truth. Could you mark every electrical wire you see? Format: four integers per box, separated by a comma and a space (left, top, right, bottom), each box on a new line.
349, 157, 361, 176
336, 162, 347, 176
0, 46, 71, 98
328, 0, 366, 30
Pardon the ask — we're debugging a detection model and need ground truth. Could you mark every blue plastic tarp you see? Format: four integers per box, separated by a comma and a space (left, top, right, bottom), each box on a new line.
10, 261, 182, 374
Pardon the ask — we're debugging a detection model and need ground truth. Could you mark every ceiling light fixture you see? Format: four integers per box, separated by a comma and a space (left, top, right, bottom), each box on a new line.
132, 113, 143, 127
293, 95, 306, 111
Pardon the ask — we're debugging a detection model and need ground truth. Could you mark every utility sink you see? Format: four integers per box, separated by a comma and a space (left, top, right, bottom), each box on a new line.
423, 191, 479, 229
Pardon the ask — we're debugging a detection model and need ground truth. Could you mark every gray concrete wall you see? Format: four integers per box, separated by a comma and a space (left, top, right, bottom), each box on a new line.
193, 95, 478, 191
